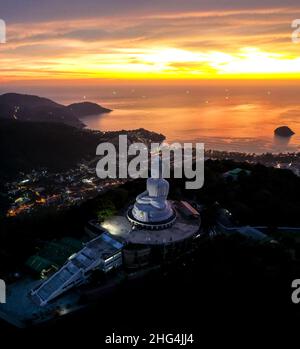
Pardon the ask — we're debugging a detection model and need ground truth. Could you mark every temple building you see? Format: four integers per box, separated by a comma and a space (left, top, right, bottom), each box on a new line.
30, 233, 123, 306
28, 156, 201, 306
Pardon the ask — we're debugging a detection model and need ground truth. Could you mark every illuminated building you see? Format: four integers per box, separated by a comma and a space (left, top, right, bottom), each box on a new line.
30, 233, 123, 306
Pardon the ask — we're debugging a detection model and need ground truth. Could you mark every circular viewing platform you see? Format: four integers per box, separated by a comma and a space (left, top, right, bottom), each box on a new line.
127, 206, 177, 230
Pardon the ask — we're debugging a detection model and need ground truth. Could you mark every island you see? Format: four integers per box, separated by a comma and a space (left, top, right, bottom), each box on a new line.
274, 126, 295, 137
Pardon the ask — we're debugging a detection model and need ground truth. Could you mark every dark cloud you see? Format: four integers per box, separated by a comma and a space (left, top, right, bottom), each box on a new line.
1, 0, 299, 23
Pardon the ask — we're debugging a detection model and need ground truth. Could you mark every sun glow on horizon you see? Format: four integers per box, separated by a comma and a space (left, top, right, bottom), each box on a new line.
2, 46, 300, 82
44, 47, 300, 80
1, 5, 300, 82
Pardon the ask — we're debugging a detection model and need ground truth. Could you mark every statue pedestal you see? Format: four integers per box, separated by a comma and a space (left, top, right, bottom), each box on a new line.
127, 205, 176, 230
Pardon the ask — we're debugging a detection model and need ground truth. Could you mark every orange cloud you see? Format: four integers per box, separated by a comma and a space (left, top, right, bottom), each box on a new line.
1, 6, 300, 81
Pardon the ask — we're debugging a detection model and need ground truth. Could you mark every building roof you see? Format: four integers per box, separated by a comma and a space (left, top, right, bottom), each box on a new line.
180, 201, 200, 216
40, 242, 77, 266
60, 237, 83, 251
223, 168, 251, 177
31, 233, 124, 305
236, 226, 268, 241
26, 237, 84, 274
26, 255, 54, 274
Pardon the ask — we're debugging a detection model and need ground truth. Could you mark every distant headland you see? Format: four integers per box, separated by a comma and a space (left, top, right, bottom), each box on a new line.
0, 93, 112, 128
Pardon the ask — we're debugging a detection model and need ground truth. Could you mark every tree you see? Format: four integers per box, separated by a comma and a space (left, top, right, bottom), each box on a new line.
96, 200, 117, 222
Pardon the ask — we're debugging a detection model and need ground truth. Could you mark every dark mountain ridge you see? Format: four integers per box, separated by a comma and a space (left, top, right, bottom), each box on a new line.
0, 119, 164, 179
0, 93, 111, 128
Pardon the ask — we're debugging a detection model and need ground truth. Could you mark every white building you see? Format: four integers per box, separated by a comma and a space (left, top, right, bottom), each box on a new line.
30, 233, 123, 306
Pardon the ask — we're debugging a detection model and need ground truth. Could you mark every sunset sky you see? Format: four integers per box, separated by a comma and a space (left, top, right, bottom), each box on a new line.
1, 0, 300, 82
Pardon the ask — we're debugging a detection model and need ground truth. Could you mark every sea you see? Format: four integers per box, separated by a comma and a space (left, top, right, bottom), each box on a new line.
3, 82, 300, 154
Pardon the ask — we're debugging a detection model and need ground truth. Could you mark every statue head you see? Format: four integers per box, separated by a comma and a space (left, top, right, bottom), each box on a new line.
147, 177, 169, 198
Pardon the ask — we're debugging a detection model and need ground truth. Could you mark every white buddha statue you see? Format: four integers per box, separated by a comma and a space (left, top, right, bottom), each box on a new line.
131, 155, 174, 223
